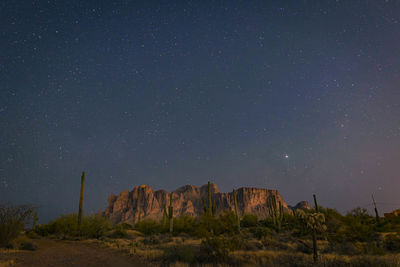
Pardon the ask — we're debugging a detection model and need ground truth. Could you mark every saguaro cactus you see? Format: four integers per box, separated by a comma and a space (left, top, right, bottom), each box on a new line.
313, 194, 319, 213
233, 189, 240, 232
203, 181, 217, 217
33, 211, 38, 230
78, 171, 85, 234
267, 194, 284, 231
208, 181, 212, 216
163, 204, 168, 226
372, 194, 380, 223
297, 210, 327, 263
167, 192, 174, 233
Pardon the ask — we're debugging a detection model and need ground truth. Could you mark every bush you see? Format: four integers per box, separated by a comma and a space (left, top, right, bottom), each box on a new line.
172, 215, 198, 235
163, 245, 196, 263
241, 214, 258, 228
218, 211, 239, 234
109, 224, 127, 238
200, 235, 243, 263
34, 213, 110, 239
135, 219, 161, 235
385, 234, 400, 252
19, 241, 38, 251
250, 226, 270, 239
82, 215, 110, 238
0, 204, 34, 247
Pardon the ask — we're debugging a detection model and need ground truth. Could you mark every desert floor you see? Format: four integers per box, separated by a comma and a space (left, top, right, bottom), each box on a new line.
0, 238, 144, 267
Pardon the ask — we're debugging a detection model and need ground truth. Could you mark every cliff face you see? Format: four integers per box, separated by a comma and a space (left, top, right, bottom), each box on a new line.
102, 183, 290, 225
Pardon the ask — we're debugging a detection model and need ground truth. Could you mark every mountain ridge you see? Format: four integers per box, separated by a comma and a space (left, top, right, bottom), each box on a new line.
101, 183, 308, 225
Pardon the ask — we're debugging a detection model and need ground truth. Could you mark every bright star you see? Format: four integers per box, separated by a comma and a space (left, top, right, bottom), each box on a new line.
284, 154, 289, 159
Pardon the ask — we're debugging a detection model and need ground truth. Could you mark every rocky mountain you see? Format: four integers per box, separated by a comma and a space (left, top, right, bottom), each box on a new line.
102, 183, 302, 225
289, 201, 312, 211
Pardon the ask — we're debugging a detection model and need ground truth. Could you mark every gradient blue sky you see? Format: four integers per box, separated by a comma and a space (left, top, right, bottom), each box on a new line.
1, 1, 400, 222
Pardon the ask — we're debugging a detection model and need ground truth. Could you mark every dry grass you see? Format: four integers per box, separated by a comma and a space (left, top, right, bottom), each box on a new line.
0, 259, 15, 267
87, 235, 400, 266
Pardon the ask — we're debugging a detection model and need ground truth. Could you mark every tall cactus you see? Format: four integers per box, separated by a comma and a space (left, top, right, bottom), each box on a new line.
163, 204, 168, 226
208, 181, 212, 216
297, 210, 326, 263
313, 194, 319, 213
203, 181, 217, 217
267, 194, 284, 232
78, 171, 85, 235
167, 192, 174, 233
233, 189, 240, 232
33, 210, 38, 230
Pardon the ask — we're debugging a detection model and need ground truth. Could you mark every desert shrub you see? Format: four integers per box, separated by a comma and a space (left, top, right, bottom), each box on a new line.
199, 235, 243, 263
319, 206, 344, 234
135, 219, 161, 235
34, 213, 110, 239
109, 224, 127, 238
241, 214, 258, 228
19, 241, 38, 251
142, 235, 161, 245
195, 214, 220, 237
218, 211, 239, 234
172, 215, 198, 235
250, 226, 270, 239
384, 234, 400, 252
0, 204, 34, 247
119, 222, 134, 230
327, 207, 374, 243
81, 215, 110, 238
163, 245, 196, 263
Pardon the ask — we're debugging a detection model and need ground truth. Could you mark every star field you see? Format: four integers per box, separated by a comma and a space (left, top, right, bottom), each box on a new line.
1, 1, 400, 222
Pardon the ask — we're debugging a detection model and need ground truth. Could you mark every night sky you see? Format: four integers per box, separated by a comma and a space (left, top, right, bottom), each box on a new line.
1, 1, 400, 222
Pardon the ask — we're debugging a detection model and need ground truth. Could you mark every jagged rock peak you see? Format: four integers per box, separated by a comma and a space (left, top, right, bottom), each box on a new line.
102, 183, 289, 225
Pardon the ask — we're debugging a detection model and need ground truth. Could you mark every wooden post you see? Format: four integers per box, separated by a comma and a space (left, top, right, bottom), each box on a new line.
78, 171, 85, 235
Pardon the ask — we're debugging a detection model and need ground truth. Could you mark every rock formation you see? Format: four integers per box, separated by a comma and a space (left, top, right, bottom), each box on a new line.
289, 201, 313, 211
102, 183, 290, 225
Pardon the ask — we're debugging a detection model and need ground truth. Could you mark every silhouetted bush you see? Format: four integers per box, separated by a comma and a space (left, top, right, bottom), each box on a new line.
172, 215, 198, 235
35, 213, 110, 239
0, 204, 34, 247
250, 226, 270, 239
385, 234, 400, 252
163, 244, 196, 263
241, 214, 258, 228
135, 219, 161, 235
19, 241, 38, 251
200, 235, 243, 262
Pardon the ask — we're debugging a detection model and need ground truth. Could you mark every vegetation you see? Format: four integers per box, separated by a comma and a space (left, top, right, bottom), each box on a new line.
35, 213, 110, 239
11, 189, 400, 266
0, 204, 34, 248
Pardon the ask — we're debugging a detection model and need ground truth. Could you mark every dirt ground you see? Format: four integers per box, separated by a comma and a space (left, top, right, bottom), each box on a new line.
0, 238, 145, 267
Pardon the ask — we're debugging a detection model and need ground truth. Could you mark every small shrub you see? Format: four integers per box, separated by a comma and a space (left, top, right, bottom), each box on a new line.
199, 235, 243, 263
19, 241, 38, 251
34, 213, 110, 239
385, 234, 400, 252
250, 226, 270, 239
82, 215, 110, 238
164, 245, 196, 263
0, 204, 34, 247
135, 219, 161, 235
143, 235, 161, 245
172, 215, 198, 235
109, 224, 127, 238
241, 214, 258, 228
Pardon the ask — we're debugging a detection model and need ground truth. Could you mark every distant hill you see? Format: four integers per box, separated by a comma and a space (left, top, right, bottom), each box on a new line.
101, 183, 310, 225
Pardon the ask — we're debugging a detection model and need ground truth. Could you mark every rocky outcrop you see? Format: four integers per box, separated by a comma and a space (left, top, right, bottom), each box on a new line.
102, 183, 290, 225
289, 201, 313, 211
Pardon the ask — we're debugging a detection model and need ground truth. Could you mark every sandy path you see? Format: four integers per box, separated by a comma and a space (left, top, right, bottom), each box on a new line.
0, 239, 145, 267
